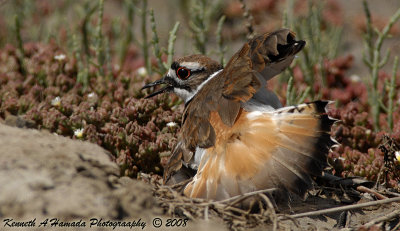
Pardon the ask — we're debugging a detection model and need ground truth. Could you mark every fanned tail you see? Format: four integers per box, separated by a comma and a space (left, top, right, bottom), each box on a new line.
184, 100, 338, 200
262, 100, 338, 196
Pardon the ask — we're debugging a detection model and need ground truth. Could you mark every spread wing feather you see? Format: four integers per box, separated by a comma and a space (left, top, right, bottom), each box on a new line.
181, 29, 305, 152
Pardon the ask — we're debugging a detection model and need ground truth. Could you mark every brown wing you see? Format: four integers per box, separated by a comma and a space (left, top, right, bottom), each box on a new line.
181, 28, 305, 151
163, 140, 195, 185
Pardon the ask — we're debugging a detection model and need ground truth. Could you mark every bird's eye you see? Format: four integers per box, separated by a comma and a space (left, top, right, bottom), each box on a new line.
176, 67, 191, 80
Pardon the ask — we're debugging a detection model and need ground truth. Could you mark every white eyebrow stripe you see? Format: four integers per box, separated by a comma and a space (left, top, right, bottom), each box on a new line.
181, 62, 202, 70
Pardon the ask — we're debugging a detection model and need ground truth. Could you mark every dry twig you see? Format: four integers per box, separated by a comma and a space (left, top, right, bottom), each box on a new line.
286, 196, 400, 219
362, 209, 400, 228
356, 185, 388, 200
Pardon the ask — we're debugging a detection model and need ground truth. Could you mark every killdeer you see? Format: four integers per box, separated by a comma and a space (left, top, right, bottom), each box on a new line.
142, 29, 336, 201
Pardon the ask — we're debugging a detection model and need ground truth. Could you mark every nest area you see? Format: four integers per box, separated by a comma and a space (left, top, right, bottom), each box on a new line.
141, 171, 400, 231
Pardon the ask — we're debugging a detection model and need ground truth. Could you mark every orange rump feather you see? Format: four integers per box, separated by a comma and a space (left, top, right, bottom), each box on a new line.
184, 101, 336, 200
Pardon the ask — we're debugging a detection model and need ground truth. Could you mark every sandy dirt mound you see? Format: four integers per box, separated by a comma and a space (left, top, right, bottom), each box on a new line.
0, 123, 161, 230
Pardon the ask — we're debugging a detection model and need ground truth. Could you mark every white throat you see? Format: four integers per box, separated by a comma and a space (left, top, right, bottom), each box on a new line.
173, 69, 223, 103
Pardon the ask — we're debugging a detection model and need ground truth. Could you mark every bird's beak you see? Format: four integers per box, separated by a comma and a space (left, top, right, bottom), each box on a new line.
141, 77, 173, 98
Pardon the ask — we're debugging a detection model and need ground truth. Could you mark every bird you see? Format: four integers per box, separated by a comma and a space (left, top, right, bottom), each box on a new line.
142, 28, 337, 202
